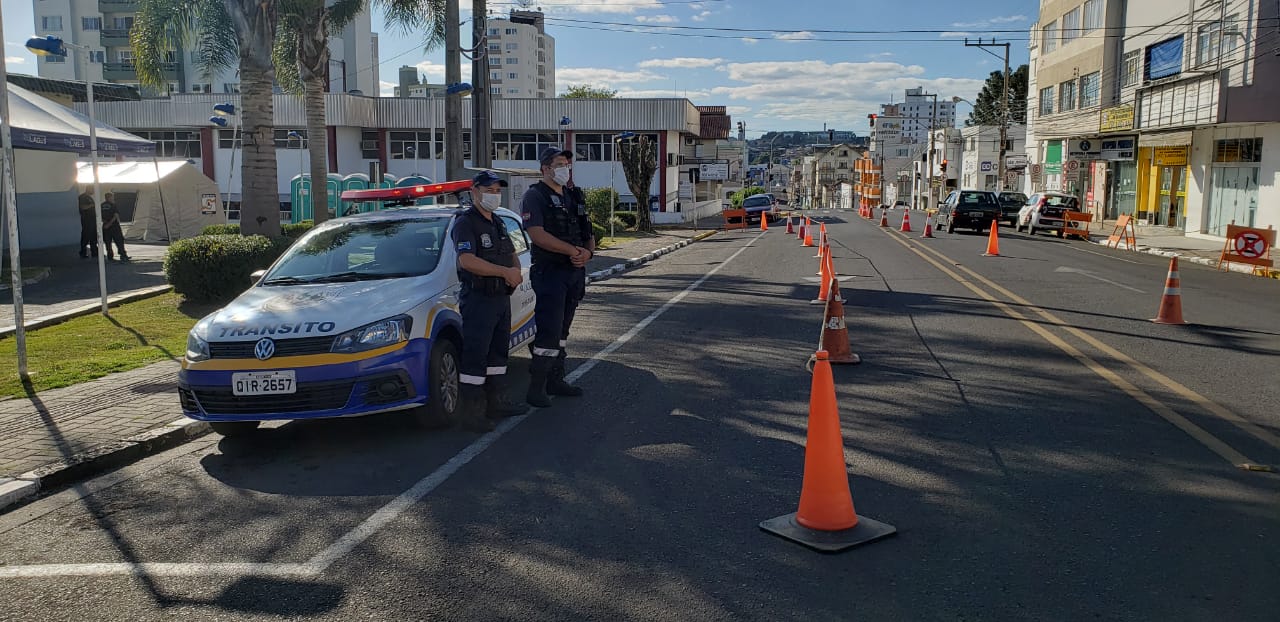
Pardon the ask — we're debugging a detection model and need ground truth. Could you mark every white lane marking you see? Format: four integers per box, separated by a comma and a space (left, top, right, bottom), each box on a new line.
1053, 266, 1147, 293
1069, 245, 1143, 264
0, 232, 764, 581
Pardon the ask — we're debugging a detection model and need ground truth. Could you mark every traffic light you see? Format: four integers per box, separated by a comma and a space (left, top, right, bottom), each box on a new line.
867, 113, 877, 128
940, 159, 949, 173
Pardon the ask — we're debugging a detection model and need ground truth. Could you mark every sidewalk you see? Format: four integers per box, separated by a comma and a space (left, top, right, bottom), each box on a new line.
1084, 218, 1270, 276
0, 224, 720, 512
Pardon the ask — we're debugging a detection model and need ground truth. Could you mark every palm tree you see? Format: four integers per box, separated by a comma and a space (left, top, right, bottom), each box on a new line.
133, 0, 447, 232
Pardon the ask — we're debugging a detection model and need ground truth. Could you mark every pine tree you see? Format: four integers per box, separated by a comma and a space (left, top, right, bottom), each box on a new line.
966, 64, 1029, 127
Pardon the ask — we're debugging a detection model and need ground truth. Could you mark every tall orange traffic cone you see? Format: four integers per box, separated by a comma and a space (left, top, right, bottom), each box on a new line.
818, 278, 860, 365
1151, 256, 1188, 325
760, 213, 769, 232
786, 216, 795, 234
824, 243, 837, 279
879, 208, 889, 228
797, 217, 806, 240
803, 220, 815, 247
811, 262, 831, 304
816, 243, 828, 275
900, 211, 913, 233
982, 220, 1001, 256
921, 214, 935, 238
820, 223, 829, 248
759, 350, 895, 552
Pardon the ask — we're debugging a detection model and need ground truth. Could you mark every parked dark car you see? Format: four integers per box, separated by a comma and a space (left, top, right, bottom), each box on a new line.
741, 194, 779, 223
996, 192, 1028, 226
936, 190, 1000, 233
1015, 192, 1081, 236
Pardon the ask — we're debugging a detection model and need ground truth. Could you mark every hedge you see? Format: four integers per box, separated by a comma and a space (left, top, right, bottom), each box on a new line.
200, 221, 314, 238
164, 234, 283, 303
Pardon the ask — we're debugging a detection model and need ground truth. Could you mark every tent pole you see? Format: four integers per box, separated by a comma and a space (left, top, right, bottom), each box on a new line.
0, 5, 30, 379
153, 156, 171, 241
78, 46, 108, 315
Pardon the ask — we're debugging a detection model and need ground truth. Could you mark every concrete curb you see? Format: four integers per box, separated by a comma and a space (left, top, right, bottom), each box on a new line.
586, 230, 718, 284
0, 284, 173, 338
1081, 237, 1262, 275
0, 266, 52, 291
0, 418, 211, 514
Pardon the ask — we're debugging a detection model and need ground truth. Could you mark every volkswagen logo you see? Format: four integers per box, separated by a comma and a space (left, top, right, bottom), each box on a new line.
254, 338, 276, 360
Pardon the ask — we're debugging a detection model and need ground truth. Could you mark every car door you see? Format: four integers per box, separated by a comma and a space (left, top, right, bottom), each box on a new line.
499, 214, 537, 350
940, 192, 957, 224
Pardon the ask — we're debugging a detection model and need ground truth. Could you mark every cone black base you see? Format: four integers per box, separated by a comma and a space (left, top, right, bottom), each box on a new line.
759, 512, 896, 553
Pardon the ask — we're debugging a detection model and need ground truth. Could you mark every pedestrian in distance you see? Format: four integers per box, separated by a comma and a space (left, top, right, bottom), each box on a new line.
521, 146, 595, 407
100, 192, 130, 261
451, 171, 528, 432
77, 189, 98, 259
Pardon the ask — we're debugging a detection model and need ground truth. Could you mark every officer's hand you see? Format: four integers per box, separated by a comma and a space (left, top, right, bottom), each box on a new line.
570, 247, 589, 268
503, 266, 523, 288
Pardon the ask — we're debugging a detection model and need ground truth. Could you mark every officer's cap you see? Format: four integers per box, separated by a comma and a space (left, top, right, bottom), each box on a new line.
472, 170, 508, 187
538, 146, 574, 166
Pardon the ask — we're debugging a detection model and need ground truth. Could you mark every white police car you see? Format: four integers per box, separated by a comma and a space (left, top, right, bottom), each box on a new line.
179, 182, 537, 436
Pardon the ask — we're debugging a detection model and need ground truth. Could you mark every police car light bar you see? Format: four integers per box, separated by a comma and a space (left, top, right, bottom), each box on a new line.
339, 179, 474, 202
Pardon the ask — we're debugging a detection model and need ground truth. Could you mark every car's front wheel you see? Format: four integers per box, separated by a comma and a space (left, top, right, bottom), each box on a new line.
416, 338, 460, 428
209, 421, 259, 437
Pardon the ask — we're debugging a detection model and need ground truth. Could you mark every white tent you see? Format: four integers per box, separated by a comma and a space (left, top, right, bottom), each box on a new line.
75, 160, 225, 241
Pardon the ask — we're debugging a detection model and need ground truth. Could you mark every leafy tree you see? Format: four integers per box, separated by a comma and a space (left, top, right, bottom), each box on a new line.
965, 64, 1029, 127
562, 84, 618, 99
581, 187, 620, 226
619, 136, 658, 232
730, 186, 768, 207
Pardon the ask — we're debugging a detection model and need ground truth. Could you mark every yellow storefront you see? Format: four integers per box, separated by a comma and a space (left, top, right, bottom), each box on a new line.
1136, 145, 1189, 228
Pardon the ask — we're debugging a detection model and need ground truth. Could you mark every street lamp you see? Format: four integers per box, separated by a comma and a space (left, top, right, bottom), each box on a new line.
209, 103, 240, 219
612, 131, 637, 241
287, 130, 306, 217
559, 115, 572, 146
26, 34, 109, 314
1, 8, 30, 377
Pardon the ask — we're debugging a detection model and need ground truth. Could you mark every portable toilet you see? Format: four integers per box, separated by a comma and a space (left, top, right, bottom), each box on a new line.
289, 174, 312, 223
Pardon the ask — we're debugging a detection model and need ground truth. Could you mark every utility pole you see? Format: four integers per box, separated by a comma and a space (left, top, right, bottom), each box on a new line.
471, 0, 492, 169
927, 92, 937, 210
445, 0, 463, 181
966, 38, 1011, 190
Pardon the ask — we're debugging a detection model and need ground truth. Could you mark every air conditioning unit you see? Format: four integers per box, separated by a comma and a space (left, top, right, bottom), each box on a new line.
361, 140, 378, 151
684, 137, 697, 146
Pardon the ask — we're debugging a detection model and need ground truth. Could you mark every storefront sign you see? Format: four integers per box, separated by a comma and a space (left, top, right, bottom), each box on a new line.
1099, 105, 1135, 132
1100, 136, 1136, 161
1068, 139, 1102, 159
1153, 146, 1188, 167
1005, 154, 1028, 169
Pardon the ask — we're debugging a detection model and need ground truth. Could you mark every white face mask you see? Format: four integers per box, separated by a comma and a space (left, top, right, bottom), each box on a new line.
552, 166, 572, 186
479, 192, 502, 211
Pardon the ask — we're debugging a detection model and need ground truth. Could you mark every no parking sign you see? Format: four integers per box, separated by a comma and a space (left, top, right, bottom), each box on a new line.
1219, 223, 1275, 273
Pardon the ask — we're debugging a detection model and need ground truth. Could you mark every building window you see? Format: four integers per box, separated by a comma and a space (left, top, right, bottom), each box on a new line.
492, 132, 557, 161
490, 72, 500, 80
274, 129, 308, 149
1083, 0, 1102, 34
112, 17, 134, 30
40, 16, 63, 31
1196, 16, 1239, 66
508, 72, 518, 79
1120, 50, 1140, 87
488, 28, 499, 36
1039, 86, 1054, 116
1214, 138, 1263, 163
82, 17, 102, 31
388, 131, 435, 160
572, 134, 616, 162
505, 57, 518, 64
1042, 20, 1058, 52
505, 42, 518, 50
361, 130, 380, 159
1058, 80, 1076, 111
488, 57, 501, 66
488, 43, 500, 52
131, 130, 202, 158
1061, 8, 1080, 44
217, 129, 243, 149
1145, 36, 1184, 81
507, 88, 519, 94
505, 28, 517, 35
224, 83, 241, 94
43, 55, 65, 64
491, 86, 501, 94
117, 50, 135, 63
1079, 71, 1100, 108
88, 50, 105, 63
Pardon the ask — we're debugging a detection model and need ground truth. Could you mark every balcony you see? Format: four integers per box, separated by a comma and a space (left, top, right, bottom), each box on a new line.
103, 61, 181, 82
99, 29, 131, 47
99, 0, 139, 12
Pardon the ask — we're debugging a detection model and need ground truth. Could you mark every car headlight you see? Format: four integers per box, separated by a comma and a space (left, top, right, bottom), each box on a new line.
186, 332, 210, 362
331, 315, 412, 353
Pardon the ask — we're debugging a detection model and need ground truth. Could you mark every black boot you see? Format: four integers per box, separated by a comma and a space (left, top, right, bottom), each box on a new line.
526, 356, 553, 407
547, 356, 583, 397
485, 377, 527, 419
458, 384, 495, 432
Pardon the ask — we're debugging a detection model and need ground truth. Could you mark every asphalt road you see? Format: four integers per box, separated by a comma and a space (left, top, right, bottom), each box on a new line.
1, 209, 1277, 621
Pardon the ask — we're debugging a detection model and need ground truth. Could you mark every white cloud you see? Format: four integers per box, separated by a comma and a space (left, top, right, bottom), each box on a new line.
741, 37, 759, 45
637, 57, 724, 69
558, 67, 663, 86
774, 31, 815, 41
5, 56, 26, 65
412, 61, 446, 83
726, 106, 752, 115
551, 0, 663, 14
990, 15, 1028, 24
939, 32, 972, 38
635, 14, 678, 24
616, 88, 712, 99
950, 15, 1028, 29
691, 11, 712, 22
379, 81, 397, 97
867, 52, 894, 59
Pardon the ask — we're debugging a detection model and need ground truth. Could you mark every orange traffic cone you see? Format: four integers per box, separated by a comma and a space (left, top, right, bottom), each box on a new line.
797, 217, 806, 240
811, 263, 831, 304
921, 214, 935, 238
900, 211, 913, 233
760, 213, 769, 232
1151, 256, 1188, 325
803, 220, 815, 247
820, 223, 829, 248
786, 216, 795, 234
879, 208, 889, 228
816, 243, 828, 275
824, 243, 837, 279
982, 220, 1001, 256
818, 278, 860, 365
759, 351, 895, 552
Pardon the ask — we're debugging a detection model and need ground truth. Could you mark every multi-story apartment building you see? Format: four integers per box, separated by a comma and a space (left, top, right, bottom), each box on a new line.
960, 125, 1028, 192
882, 87, 957, 146
484, 10, 556, 99
1027, 0, 1278, 237
31, 0, 379, 95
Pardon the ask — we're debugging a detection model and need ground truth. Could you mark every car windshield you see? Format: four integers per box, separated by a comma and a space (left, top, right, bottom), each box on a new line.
742, 195, 772, 207
262, 217, 450, 284
1044, 195, 1079, 208
999, 193, 1027, 206
958, 192, 997, 207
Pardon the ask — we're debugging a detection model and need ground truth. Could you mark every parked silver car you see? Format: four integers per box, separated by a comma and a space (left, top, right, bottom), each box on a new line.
1015, 192, 1080, 236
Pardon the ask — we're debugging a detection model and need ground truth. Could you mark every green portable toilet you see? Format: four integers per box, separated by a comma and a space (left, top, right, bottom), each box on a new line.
289, 174, 311, 223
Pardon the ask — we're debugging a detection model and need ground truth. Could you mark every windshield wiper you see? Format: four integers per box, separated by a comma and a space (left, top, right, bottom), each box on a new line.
306, 271, 413, 283
260, 276, 310, 285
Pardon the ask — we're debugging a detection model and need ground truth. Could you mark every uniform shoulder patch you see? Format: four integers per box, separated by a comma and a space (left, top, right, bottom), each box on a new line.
457, 241, 472, 251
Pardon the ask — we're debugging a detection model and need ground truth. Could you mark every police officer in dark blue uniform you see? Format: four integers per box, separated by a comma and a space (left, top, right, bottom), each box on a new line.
521, 146, 595, 407
451, 171, 527, 432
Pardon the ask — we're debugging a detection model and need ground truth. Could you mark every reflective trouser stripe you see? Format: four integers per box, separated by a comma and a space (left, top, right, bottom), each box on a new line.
460, 374, 486, 385
531, 347, 560, 357
486, 366, 507, 375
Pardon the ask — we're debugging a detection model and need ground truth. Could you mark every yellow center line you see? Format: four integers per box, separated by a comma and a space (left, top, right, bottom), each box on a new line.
877, 228, 1268, 471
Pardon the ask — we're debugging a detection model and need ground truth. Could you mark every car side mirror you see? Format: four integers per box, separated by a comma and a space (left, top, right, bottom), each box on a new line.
250, 269, 267, 282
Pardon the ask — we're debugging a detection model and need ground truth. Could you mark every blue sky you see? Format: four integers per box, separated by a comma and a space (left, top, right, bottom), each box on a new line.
5, 0, 1034, 135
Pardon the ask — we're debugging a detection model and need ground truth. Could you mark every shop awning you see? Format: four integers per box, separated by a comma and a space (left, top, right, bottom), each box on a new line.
1138, 130, 1193, 148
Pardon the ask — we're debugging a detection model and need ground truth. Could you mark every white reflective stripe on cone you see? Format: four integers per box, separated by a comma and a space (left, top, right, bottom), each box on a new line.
486, 366, 507, 375
460, 374, 486, 385
1163, 287, 1181, 296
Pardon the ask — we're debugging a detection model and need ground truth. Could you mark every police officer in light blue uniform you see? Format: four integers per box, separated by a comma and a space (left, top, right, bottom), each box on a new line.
451, 171, 527, 432
521, 146, 596, 407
